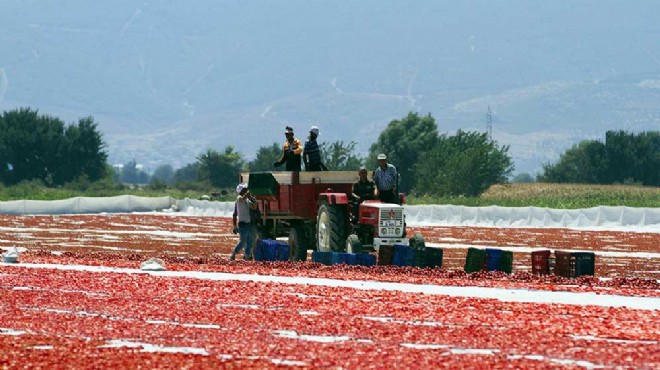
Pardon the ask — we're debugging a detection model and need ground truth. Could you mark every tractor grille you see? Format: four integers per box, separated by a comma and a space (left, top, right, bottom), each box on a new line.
378, 208, 405, 237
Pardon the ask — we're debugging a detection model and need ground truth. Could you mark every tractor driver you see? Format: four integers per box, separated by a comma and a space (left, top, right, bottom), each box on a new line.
351, 166, 376, 223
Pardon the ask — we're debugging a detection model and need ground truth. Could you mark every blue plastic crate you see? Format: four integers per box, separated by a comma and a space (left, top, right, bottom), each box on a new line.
312, 251, 333, 265
255, 239, 279, 262
486, 248, 503, 271
338, 253, 358, 265
276, 241, 290, 261
393, 244, 414, 267
330, 252, 341, 265
356, 253, 376, 267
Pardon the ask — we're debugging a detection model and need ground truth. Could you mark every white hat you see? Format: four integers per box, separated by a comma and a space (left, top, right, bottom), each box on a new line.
235, 183, 248, 194
310, 125, 319, 135
377, 153, 387, 160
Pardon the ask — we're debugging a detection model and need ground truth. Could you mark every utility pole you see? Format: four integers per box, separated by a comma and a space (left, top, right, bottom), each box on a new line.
486, 106, 493, 141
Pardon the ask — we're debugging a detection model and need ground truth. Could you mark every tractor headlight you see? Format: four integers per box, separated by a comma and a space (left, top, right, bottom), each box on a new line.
380, 227, 387, 235
395, 228, 401, 235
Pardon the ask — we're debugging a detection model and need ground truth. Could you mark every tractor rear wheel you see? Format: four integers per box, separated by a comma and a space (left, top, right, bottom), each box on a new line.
288, 223, 309, 262
316, 203, 347, 252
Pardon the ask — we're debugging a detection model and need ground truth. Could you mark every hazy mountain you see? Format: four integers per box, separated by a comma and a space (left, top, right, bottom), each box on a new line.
1, 0, 659, 175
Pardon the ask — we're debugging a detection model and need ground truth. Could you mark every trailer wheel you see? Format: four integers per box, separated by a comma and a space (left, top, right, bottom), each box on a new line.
346, 234, 362, 254
317, 203, 347, 252
288, 223, 309, 262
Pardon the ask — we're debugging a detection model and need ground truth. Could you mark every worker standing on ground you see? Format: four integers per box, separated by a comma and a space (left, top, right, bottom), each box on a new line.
273, 126, 302, 171
373, 153, 399, 204
303, 125, 327, 171
231, 183, 257, 261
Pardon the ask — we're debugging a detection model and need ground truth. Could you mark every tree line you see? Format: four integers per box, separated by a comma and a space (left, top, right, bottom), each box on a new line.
539, 131, 660, 186
5, 107, 656, 198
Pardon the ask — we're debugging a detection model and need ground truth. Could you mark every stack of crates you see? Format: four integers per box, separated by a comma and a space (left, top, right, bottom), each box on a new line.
554, 250, 595, 278
378, 245, 395, 265
464, 247, 487, 273
338, 253, 358, 266
531, 250, 552, 275
356, 253, 377, 267
425, 247, 443, 269
392, 244, 426, 267
485, 248, 513, 274
312, 251, 376, 267
311, 251, 335, 265
254, 239, 290, 262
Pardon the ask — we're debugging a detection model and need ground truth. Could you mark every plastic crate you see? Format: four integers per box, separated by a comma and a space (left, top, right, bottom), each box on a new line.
254, 239, 279, 262
554, 250, 573, 278
356, 253, 376, 267
486, 248, 503, 271
276, 242, 291, 261
312, 251, 333, 265
338, 253, 358, 265
500, 250, 513, 274
425, 248, 443, 269
393, 244, 414, 267
531, 250, 551, 275
573, 252, 595, 277
554, 251, 595, 278
378, 245, 394, 265
464, 247, 486, 273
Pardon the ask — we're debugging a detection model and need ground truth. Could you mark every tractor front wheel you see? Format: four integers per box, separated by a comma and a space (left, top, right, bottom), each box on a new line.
346, 234, 362, 254
316, 203, 347, 252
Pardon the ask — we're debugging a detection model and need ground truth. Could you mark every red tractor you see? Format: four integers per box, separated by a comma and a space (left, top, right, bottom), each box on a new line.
241, 171, 424, 261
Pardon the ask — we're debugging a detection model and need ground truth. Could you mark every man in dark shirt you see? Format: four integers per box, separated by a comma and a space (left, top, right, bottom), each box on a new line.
303, 125, 326, 171
351, 166, 375, 223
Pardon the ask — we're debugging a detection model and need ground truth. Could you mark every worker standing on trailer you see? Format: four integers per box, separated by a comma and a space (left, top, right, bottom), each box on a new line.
230, 183, 257, 261
373, 153, 399, 204
273, 126, 303, 171
351, 166, 376, 222
303, 125, 327, 171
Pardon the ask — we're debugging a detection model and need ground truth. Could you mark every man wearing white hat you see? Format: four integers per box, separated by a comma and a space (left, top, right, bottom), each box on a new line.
303, 125, 326, 171
373, 153, 399, 204
230, 183, 257, 260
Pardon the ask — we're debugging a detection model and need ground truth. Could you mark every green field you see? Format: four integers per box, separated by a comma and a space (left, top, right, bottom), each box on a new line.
408, 183, 660, 208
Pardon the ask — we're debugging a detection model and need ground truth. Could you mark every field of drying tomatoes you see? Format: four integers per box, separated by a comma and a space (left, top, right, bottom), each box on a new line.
1, 213, 659, 369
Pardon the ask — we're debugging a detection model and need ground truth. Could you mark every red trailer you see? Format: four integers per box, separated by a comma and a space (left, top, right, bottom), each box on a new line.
240, 171, 421, 261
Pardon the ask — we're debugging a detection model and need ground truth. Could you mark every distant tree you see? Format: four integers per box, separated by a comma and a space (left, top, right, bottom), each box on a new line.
321, 140, 362, 171
172, 162, 200, 185
367, 112, 438, 193
61, 116, 108, 184
119, 159, 149, 184
197, 146, 245, 188
248, 143, 281, 171
0, 108, 108, 186
538, 140, 607, 183
538, 131, 660, 186
152, 164, 174, 185
416, 130, 514, 196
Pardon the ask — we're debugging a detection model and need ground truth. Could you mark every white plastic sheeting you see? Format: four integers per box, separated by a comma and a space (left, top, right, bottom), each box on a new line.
2, 197, 660, 231
404, 204, 660, 229
0, 195, 175, 215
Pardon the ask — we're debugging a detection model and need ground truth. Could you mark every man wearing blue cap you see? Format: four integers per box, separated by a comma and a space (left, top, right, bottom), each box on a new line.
373, 153, 399, 204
